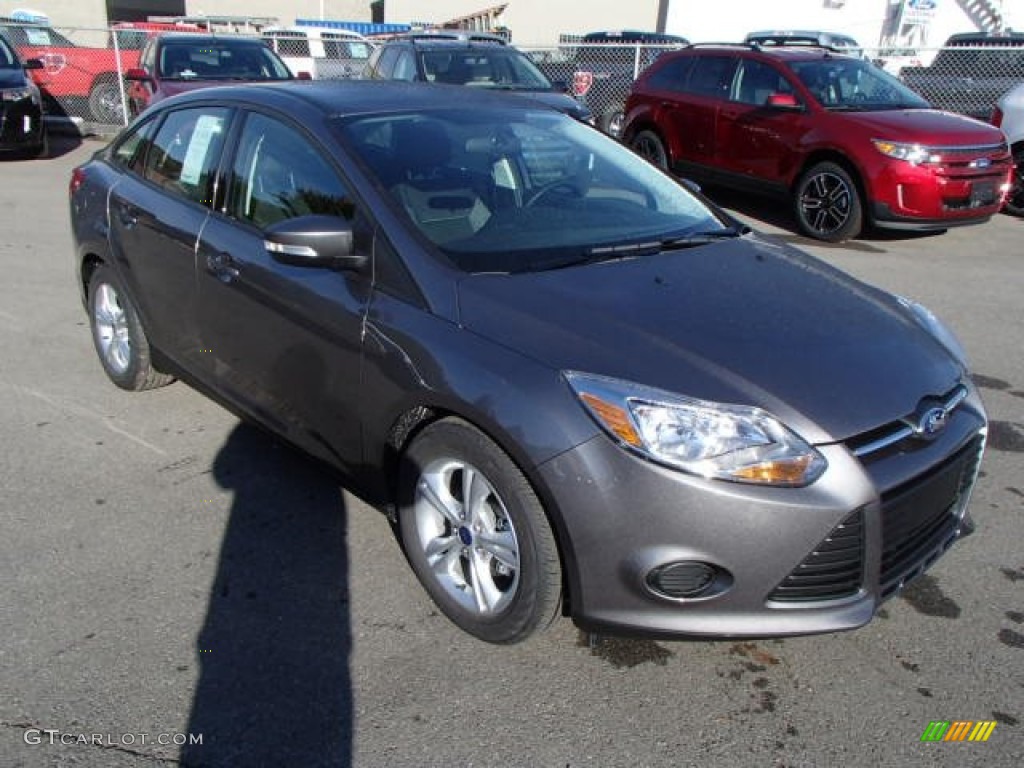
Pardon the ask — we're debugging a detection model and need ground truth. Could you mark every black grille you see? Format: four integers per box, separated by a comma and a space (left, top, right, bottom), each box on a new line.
878, 436, 983, 599
769, 509, 864, 602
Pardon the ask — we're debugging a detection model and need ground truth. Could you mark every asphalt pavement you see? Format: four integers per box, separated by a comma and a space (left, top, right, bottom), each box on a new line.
1, 136, 1021, 767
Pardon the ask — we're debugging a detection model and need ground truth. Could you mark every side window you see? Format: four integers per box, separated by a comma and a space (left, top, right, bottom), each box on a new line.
393, 50, 417, 81
143, 107, 230, 206
227, 112, 355, 230
733, 60, 790, 105
685, 56, 737, 99
111, 117, 158, 173
644, 56, 695, 92
373, 46, 401, 79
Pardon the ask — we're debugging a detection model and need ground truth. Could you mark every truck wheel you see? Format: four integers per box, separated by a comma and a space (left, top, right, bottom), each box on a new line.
602, 108, 625, 138
88, 77, 126, 125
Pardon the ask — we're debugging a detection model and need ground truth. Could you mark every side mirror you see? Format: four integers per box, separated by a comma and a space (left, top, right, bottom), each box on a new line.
767, 92, 801, 109
23, 58, 44, 71
296, 71, 313, 81
125, 68, 151, 82
551, 79, 570, 94
264, 215, 368, 271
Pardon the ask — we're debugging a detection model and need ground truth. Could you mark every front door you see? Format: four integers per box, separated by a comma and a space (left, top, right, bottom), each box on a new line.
196, 111, 373, 471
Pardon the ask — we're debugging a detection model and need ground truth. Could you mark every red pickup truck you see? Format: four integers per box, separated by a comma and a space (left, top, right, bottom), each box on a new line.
0, 20, 139, 124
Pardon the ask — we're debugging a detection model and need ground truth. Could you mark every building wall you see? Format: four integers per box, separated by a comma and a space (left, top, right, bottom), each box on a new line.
382, 0, 662, 46
5, 0, 371, 28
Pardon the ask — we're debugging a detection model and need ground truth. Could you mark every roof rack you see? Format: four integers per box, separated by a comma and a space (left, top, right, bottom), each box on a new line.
397, 29, 507, 45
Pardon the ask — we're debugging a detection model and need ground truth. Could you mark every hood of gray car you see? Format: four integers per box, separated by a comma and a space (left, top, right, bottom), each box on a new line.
456, 235, 963, 444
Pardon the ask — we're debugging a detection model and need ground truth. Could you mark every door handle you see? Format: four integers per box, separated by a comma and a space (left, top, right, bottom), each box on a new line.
206, 250, 240, 283
116, 203, 138, 228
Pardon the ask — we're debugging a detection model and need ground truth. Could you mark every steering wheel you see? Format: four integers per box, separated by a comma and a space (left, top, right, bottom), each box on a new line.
525, 178, 586, 207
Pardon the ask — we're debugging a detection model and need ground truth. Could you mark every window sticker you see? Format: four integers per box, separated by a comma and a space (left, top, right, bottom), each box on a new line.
25, 29, 53, 46
180, 115, 223, 186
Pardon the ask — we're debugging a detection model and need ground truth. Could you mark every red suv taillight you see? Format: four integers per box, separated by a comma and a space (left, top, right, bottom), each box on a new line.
991, 106, 1004, 128
69, 167, 85, 196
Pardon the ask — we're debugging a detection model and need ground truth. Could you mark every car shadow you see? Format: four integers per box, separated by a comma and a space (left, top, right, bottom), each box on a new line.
181, 423, 353, 767
703, 184, 946, 253
45, 132, 84, 159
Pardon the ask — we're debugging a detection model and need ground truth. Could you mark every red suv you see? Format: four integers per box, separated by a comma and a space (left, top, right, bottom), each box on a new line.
622, 44, 1014, 241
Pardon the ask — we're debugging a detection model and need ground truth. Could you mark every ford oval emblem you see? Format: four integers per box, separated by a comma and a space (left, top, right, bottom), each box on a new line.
970, 158, 992, 169
918, 406, 948, 437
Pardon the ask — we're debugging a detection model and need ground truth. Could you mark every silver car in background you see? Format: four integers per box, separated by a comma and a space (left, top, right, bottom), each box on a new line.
992, 81, 1024, 215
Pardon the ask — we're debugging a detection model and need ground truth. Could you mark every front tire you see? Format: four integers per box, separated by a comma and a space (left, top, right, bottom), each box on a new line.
630, 129, 669, 171
398, 418, 562, 644
794, 161, 863, 242
1004, 143, 1024, 217
87, 265, 174, 391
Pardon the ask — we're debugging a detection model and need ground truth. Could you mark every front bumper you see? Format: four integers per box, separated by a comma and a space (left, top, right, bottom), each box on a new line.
0, 98, 44, 151
538, 385, 986, 638
869, 151, 1012, 229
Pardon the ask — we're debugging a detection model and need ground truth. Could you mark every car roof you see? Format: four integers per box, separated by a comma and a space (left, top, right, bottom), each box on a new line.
155, 34, 268, 45
672, 43, 856, 62
149, 79, 565, 117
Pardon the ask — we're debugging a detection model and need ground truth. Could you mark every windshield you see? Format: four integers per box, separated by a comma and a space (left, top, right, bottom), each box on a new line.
420, 48, 552, 89
158, 42, 292, 80
337, 109, 730, 273
790, 58, 929, 110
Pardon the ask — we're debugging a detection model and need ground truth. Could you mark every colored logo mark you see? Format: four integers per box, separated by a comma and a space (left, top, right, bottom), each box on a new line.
920, 720, 997, 742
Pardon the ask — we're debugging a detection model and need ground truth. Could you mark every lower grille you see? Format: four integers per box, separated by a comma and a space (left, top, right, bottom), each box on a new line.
878, 435, 984, 599
769, 509, 864, 602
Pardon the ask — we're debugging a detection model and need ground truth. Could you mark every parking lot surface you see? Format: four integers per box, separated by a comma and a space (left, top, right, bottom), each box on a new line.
1, 136, 1022, 767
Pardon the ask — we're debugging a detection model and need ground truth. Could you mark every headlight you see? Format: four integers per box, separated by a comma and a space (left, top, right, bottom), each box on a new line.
872, 139, 940, 165
565, 372, 826, 486
2, 87, 35, 103
896, 296, 968, 366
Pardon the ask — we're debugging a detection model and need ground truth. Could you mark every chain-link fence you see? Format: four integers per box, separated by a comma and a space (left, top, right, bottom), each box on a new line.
3, 20, 1022, 135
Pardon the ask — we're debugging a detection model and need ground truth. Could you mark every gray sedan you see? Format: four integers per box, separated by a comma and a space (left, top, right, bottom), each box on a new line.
69, 81, 986, 644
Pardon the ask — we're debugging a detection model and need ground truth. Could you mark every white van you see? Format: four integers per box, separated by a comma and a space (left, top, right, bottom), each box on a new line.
262, 26, 374, 79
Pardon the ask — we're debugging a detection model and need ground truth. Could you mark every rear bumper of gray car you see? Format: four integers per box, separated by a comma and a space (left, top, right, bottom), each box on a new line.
538, 387, 987, 638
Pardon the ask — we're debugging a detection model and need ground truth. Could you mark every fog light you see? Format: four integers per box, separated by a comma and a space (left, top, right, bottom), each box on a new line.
646, 561, 722, 599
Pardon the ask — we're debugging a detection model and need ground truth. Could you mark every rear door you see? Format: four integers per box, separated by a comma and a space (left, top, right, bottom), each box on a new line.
638, 54, 735, 170
107, 105, 231, 367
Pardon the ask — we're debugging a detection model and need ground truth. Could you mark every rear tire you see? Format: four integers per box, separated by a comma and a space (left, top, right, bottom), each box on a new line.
88, 77, 126, 125
1004, 143, 1024, 217
794, 161, 863, 242
398, 418, 562, 644
87, 264, 174, 391
630, 130, 669, 171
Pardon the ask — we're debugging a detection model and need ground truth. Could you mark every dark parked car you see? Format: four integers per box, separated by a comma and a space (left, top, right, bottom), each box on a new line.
538, 30, 689, 136
0, 35, 45, 156
623, 43, 1013, 241
363, 35, 592, 124
71, 81, 987, 644
125, 34, 294, 116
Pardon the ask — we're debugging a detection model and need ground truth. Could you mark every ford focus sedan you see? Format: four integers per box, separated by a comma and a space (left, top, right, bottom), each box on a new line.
70, 81, 986, 644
